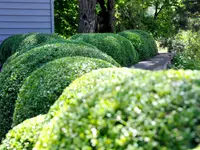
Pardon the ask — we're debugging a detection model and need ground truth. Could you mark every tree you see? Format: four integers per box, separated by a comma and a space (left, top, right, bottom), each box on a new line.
97, 0, 115, 32
78, 0, 115, 33
78, 0, 97, 33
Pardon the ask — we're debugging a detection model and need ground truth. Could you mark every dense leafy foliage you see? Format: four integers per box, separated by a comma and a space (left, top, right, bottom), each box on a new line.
172, 30, 200, 70
0, 115, 45, 150
0, 42, 119, 141
13, 57, 114, 126
71, 33, 139, 66
13, 33, 64, 52
45, 68, 143, 121
119, 30, 158, 60
54, 0, 78, 38
0, 33, 64, 65
2, 39, 106, 69
0, 34, 24, 64
35, 69, 200, 150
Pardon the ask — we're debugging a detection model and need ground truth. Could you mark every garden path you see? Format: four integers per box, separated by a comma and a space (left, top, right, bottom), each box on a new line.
132, 53, 174, 70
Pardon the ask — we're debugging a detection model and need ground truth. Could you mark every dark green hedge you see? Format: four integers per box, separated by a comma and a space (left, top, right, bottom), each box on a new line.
0, 115, 45, 150
12, 56, 114, 126
0, 42, 119, 140
0, 33, 64, 65
133, 30, 158, 57
71, 33, 139, 66
2, 39, 105, 69
35, 69, 200, 150
118, 30, 158, 60
0, 34, 24, 64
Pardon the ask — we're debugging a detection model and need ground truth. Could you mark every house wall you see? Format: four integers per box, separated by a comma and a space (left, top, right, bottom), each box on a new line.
0, 0, 54, 44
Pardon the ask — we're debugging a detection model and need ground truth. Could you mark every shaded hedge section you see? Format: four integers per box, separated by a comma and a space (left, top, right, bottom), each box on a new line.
35, 69, 200, 150
71, 33, 139, 66
0, 115, 45, 150
0, 34, 23, 64
0, 42, 119, 140
0, 33, 63, 65
118, 30, 158, 60
12, 56, 114, 126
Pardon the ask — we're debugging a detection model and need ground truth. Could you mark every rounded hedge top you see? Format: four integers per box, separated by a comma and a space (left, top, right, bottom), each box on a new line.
133, 30, 158, 57
0, 34, 23, 64
12, 56, 115, 126
2, 39, 107, 69
71, 33, 139, 66
35, 69, 200, 150
0, 115, 45, 150
0, 42, 119, 141
118, 30, 158, 60
45, 68, 144, 121
0, 33, 64, 65
15, 33, 64, 52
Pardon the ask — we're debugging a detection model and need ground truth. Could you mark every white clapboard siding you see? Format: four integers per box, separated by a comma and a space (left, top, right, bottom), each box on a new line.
0, 0, 54, 44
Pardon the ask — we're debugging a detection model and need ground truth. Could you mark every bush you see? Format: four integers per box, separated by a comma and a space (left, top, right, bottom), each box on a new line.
0, 43, 119, 141
12, 56, 115, 126
0, 33, 64, 65
0, 115, 45, 150
3, 39, 102, 69
0, 34, 23, 64
133, 30, 158, 56
15, 33, 64, 52
71, 33, 139, 66
172, 54, 200, 70
118, 30, 158, 60
45, 68, 144, 121
171, 30, 200, 70
35, 69, 200, 150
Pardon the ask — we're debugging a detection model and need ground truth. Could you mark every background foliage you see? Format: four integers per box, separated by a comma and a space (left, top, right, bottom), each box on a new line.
54, 0, 78, 38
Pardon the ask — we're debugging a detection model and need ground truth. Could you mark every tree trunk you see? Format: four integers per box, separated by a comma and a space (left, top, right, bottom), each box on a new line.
107, 0, 115, 32
78, 0, 97, 33
97, 0, 115, 32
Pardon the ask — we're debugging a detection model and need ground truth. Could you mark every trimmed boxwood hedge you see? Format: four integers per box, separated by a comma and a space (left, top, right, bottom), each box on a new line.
71, 33, 139, 66
3, 34, 66, 67
0, 34, 23, 64
35, 69, 200, 150
133, 30, 158, 57
12, 56, 115, 126
118, 30, 158, 60
0, 115, 45, 150
0, 33, 63, 65
0, 43, 119, 141
2, 39, 105, 69
14, 33, 64, 52
45, 68, 143, 121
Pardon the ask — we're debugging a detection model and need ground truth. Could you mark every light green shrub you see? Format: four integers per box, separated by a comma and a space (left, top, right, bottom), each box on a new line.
35, 69, 200, 150
0, 115, 45, 150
